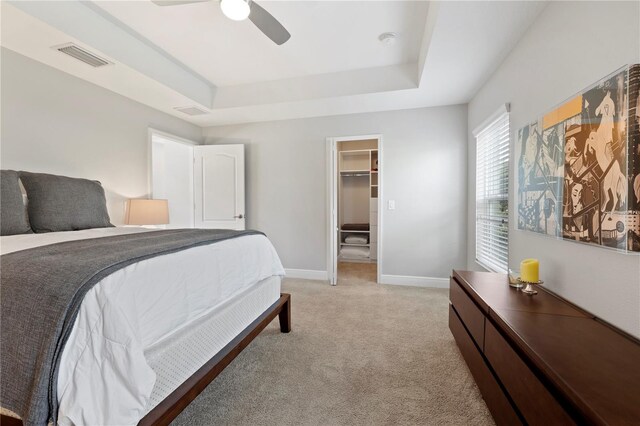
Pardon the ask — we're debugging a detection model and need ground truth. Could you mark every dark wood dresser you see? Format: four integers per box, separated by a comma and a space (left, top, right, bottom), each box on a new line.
449, 270, 640, 426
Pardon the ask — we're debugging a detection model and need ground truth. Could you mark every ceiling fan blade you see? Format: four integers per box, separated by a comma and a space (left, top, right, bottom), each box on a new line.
249, 2, 291, 45
151, 0, 209, 6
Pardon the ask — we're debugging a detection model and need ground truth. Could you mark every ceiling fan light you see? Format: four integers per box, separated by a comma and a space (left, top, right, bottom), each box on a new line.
220, 0, 250, 21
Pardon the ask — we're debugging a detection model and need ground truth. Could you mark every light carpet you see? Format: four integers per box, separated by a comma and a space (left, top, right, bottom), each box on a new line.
172, 263, 494, 425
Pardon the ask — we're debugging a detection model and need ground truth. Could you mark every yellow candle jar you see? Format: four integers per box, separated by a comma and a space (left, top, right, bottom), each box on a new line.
520, 259, 539, 283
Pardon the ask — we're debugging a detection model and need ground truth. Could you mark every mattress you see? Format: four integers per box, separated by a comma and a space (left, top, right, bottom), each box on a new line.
145, 275, 281, 411
0, 227, 285, 425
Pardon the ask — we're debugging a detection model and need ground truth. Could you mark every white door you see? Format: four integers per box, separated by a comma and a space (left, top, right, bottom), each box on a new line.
194, 145, 245, 230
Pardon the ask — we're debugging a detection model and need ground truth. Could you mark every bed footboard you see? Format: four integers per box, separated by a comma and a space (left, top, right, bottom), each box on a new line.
1, 293, 292, 426
139, 292, 291, 426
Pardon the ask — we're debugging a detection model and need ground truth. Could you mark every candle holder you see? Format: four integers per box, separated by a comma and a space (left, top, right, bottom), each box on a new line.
508, 270, 523, 289
517, 278, 544, 295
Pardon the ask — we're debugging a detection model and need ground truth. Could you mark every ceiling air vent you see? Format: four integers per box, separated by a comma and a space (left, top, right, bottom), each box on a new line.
53, 43, 112, 68
174, 106, 209, 116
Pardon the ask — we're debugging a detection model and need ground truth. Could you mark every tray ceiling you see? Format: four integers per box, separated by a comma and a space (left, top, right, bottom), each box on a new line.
1, 1, 547, 126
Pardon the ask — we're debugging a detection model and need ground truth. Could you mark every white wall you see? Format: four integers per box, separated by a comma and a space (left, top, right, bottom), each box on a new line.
467, 1, 640, 337
203, 105, 468, 280
0, 48, 202, 225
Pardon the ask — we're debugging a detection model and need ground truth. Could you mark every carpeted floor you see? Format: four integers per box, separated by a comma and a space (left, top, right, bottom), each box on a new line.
172, 263, 494, 426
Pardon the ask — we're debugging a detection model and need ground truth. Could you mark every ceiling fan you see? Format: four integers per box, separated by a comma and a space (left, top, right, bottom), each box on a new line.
151, 0, 291, 45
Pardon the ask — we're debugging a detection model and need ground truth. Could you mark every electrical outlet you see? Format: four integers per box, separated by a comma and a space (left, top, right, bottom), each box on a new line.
388, 200, 395, 210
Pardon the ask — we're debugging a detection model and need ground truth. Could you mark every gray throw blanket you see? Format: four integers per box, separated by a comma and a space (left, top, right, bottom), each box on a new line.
0, 228, 264, 425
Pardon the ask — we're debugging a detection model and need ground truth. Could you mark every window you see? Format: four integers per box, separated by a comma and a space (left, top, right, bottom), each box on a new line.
475, 107, 510, 273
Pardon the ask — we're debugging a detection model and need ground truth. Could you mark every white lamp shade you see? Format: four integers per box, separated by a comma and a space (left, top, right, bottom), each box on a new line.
126, 199, 169, 225
220, 0, 250, 21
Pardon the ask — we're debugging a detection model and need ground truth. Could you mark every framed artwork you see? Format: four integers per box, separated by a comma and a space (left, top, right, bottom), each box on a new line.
518, 120, 563, 237
517, 64, 640, 253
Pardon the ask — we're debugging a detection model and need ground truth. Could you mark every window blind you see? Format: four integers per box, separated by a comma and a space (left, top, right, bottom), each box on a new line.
475, 111, 510, 273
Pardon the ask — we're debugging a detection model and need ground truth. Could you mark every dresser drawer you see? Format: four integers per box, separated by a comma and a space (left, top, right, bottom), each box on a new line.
449, 306, 522, 426
484, 321, 575, 425
450, 277, 485, 349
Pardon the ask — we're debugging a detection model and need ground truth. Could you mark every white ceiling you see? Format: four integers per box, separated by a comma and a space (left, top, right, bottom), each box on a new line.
1, 1, 547, 127
95, 1, 429, 86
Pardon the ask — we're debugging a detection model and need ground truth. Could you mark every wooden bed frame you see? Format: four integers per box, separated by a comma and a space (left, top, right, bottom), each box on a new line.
1, 293, 291, 426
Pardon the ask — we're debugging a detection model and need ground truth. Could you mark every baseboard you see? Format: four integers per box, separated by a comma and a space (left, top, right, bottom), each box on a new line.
379, 274, 449, 289
284, 270, 446, 287
284, 268, 328, 281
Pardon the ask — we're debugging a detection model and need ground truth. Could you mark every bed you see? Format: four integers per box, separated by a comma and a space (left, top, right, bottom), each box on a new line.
0, 171, 290, 426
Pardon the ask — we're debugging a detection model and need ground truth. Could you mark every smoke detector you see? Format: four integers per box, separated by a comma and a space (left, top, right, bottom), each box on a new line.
378, 32, 397, 45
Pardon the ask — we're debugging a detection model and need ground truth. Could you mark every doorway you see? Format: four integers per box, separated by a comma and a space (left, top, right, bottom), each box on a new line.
149, 129, 196, 228
149, 130, 246, 230
327, 135, 382, 285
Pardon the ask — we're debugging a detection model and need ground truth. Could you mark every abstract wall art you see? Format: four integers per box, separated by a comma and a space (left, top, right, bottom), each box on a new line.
517, 64, 640, 253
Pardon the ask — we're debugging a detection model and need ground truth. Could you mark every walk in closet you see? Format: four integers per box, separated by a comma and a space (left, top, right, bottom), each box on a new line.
337, 140, 378, 263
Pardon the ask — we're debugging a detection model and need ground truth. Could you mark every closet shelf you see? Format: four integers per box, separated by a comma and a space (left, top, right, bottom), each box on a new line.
337, 146, 378, 263
341, 149, 372, 155
340, 170, 370, 175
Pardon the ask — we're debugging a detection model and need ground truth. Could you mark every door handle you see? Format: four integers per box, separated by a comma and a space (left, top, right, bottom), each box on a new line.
235, 214, 244, 219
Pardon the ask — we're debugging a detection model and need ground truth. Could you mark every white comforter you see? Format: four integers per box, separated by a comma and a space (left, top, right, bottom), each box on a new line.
0, 227, 285, 425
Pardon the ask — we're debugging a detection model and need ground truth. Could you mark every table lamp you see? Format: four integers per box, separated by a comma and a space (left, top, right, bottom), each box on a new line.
125, 199, 169, 226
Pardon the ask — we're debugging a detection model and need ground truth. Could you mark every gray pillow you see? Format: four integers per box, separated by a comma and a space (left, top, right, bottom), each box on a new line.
1, 170, 32, 235
19, 171, 113, 233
